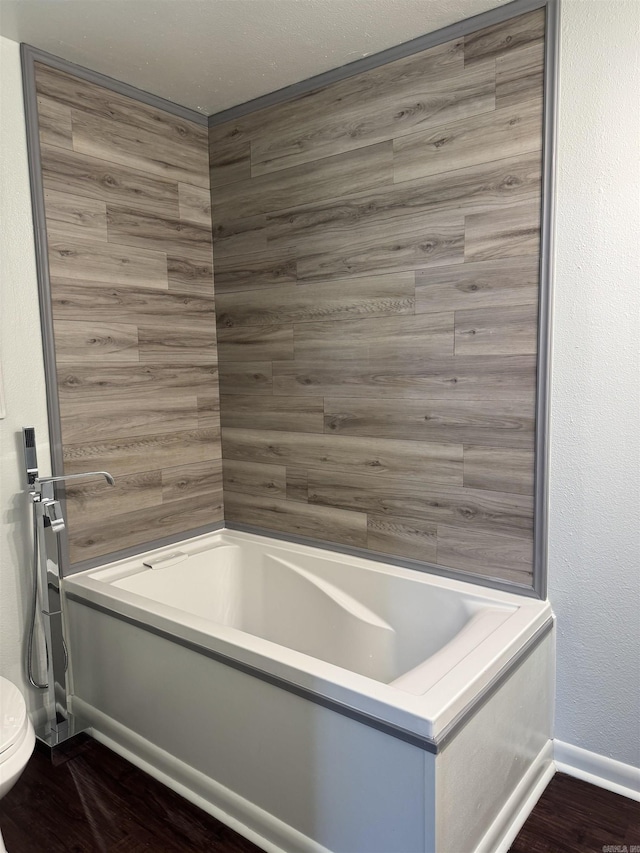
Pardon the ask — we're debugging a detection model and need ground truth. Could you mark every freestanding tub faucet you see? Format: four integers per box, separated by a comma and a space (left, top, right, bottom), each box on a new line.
21, 427, 115, 746
33, 471, 115, 533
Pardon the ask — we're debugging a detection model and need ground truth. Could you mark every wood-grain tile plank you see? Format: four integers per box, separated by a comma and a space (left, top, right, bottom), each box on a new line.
464, 8, 545, 66
496, 42, 545, 109
41, 145, 180, 218
65, 471, 163, 530
166, 255, 214, 295
393, 99, 543, 183
455, 303, 539, 355
286, 467, 309, 502
138, 325, 217, 363
293, 312, 453, 362
213, 248, 297, 294
178, 182, 212, 225
57, 363, 217, 403
222, 459, 287, 498
214, 38, 462, 176
367, 514, 437, 563
212, 213, 268, 259
44, 189, 108, 243
224, 491, 368, 548
296, 217, 464, 282
51, 279, 216, 329
48, 238, 168, 289
264, 153, 542, 250
69, 494, 222, 563
59, 396, 201, 443
37, 95, 73, 149
464, 203, 541, 261
54, 319, 139, 363
216, 273, 415, 328
307, 470, 534, 539
209, 124, 251, 187
197, 395, 221, 427
415, 256, 540, 312
35, 62, 208, 160
436, 524, 533, 581
323, 397, 535, 449
463, 445, 535, 495
217, 325, 294, 362
161, 459, 223, 504
220, 395, 324, 433
250, 50, 496, 175
106, 205, 213, 262
71, 108, 209, 188
218, 361, 273, 396
62, 428, 221, 478
211, 142, 394, 222
274, 355, 537, 400
222, 427, 463, 485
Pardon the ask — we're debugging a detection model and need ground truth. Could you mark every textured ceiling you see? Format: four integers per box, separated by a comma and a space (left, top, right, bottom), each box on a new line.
0, 0, 506, 116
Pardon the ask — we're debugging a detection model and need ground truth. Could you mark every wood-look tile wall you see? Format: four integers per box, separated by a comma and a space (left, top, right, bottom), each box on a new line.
210, 9, 545, 585
34, 63, 223, 565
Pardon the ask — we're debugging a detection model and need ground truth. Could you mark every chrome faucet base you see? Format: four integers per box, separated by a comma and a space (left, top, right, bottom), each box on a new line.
35, 712, 90, 749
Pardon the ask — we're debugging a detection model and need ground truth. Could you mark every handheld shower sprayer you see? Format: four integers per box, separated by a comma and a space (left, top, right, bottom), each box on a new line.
22, 426, 38, 487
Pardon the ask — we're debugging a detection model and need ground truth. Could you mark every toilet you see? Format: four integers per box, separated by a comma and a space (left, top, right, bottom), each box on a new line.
0, 676, 35, 800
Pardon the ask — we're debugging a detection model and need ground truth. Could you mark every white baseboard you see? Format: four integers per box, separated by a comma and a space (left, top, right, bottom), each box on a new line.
476, 739, 555, 853
554, 740, 640, 802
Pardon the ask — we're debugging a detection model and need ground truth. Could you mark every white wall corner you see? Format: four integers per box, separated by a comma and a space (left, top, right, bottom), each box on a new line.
554, 740, 640, 803
0, 35, 51, 724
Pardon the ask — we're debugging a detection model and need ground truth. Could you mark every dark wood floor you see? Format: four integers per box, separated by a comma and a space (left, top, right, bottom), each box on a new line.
0, 737, 637, 852
510, 771, 639, 853
0, 738, 261, 852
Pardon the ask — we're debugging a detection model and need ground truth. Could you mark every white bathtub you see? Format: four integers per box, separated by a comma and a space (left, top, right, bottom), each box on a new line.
63, 529, 554, 853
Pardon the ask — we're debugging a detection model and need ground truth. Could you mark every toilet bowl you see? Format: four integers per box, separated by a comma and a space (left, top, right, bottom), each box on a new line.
0, 676, 35, 801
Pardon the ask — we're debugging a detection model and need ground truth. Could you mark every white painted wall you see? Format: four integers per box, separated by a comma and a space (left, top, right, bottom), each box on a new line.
0, 1, 638, 775
0, 35, 50, 724
549, 0, 640, 770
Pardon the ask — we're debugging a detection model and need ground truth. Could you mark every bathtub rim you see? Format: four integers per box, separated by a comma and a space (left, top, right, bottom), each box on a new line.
65, 590, 553, 754
63, 528, 553, 751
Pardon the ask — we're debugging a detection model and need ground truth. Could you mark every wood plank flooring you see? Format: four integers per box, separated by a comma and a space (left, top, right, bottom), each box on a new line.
0, 739, 261, 852
1, 738, 637, 852
510, 772, 640, 852
210, 8, 546, 585
34, 62, 223, 566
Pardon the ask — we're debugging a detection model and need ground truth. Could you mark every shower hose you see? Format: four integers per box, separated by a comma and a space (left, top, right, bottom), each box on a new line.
26, 501, 67, 689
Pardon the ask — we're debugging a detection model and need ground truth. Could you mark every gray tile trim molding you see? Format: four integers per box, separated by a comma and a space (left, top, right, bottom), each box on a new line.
65, 590, 554, 753
532, 0, 560, 602
208, 0, 552, 126
21, 44, 208, 126
21, 43, 72, 571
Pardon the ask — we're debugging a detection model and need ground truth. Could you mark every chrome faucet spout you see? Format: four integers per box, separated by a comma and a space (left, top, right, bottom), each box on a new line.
32, 471, 116, 506
36, 471, 115, 487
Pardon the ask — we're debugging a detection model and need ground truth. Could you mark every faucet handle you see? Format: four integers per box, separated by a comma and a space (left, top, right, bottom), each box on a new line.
43, 499, 65, 533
